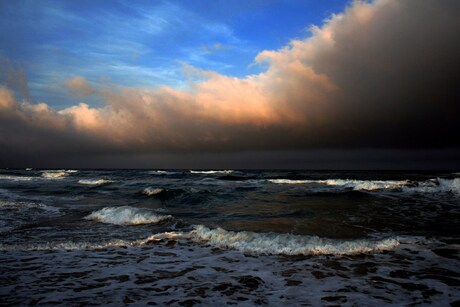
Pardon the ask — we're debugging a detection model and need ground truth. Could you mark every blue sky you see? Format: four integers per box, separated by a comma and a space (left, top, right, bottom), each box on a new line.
0, 0, 348, 108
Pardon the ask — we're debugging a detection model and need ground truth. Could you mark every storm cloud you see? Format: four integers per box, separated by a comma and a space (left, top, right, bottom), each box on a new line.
1, 0, 459, 168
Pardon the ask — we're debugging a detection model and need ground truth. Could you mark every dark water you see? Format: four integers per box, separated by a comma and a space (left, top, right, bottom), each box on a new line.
0, 169, 459, 305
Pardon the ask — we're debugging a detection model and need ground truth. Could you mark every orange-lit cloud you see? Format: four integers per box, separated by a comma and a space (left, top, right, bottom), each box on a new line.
1, 0, 459, 167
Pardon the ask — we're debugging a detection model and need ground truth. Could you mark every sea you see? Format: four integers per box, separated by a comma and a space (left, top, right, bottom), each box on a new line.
0, 169, 459, 306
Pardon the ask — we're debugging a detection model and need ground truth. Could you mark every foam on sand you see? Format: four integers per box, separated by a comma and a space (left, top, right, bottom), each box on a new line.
84, 206, 173, 225
190, 225, 399, 256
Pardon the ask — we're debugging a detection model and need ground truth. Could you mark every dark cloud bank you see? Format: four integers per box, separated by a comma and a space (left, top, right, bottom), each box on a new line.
1, 0, 459, 169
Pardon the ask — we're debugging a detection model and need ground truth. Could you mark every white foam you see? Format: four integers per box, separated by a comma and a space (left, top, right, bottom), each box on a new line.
41, 169, 78, 179
190, 170, 234, 174
143, 187, 164, 196
41, 170, 68, 179
190, 225, 399, 256
149, 170, 176, 175
268, 179, 315, 185
0, 175, 35, 181
84, 206, 173, 225
0, 232, 185, 251
403, 178, 460, 195
78, 179, 113, 186
269, 178, 409, 191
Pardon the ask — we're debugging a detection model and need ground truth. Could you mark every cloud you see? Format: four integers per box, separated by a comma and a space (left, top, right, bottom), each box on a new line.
1, 0, 459, 167
64, 76, 96, 98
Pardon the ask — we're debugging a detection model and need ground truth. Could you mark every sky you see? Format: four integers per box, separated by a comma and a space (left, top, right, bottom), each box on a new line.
0, 0, 459, 169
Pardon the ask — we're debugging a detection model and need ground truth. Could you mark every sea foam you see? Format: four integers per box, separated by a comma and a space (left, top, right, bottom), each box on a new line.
84, 206, 173, 225
41, 170, 68, 179
403, 178, 460, 195
190, 170, 234, 174
143, 187, 164, 196
78, 179, 113, 186
190, 225, 400, 256
269, 178, 409, 191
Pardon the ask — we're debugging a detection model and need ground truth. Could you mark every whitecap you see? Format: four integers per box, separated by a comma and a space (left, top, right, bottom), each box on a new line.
84, 206, 173, 225
41, 170, 69, 179
143, 187, 164, 196
269, 178, 409, 191
0, 175, 35, 181
190, 225, 400, 256
403, 178, 460, 195
78, 179, 114, 186
190, 170, 234, 174
149, 170, 176, 175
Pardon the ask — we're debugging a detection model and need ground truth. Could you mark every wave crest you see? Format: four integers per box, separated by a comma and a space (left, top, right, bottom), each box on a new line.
84, 206, 173, 225
78, 179, 113, 185
190, 170, 234, 174
190, 225, 399, 256
143, 187, 164, 196
269, 179, 409, 191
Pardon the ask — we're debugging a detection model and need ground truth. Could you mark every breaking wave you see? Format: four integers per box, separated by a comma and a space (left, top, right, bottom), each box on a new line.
84, 206, 173, 225
0, 175, 35, 181
41, 170, 74, 179
403, 178, 460, 195
0, 232, 184, 251
190, 225, 400, 256
78, 179, 114, 186
143, 187, 164, 196
269, 179, 409, 191
190, 170, 234, 174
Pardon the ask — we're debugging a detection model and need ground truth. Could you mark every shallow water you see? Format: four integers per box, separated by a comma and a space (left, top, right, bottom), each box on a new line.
0, 169, 459, 305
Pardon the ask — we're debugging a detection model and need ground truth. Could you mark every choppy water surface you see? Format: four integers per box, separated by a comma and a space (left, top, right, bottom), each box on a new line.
0, 169, 459, 305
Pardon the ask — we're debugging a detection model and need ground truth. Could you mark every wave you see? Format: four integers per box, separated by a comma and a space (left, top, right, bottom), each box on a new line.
190, 170, 234, 174
0, 200, 60, 214
190, 225, 399, 256
148, 170, 177, 175
269, 178, 411, 191
84, 206, 173, 225
143, 187, 164, 196
403, 178, 460, 195
0, 175, 35, 181
41, 169, 79, 179
0, 232, 183, 251
0, 200, 61, 233
78, 179, 114, 186
41, 170, 68, 179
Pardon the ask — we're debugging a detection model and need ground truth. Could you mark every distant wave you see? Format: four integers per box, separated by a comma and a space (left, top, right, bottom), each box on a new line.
41, 170, 77, 179
0, 175, 35, 181
268, 178, 409, 191
84, 206, 173, 225
143, 187, 164, 196
190, 225, 399, 256
190, 170, 234, 174
403, 178, 460, 195
148, 170, 177, 175
78, 179, 114, 186
268, 177, 460, 195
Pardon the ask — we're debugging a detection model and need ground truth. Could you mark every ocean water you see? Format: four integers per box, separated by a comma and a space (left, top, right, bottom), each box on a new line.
0, 169, 459, 305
